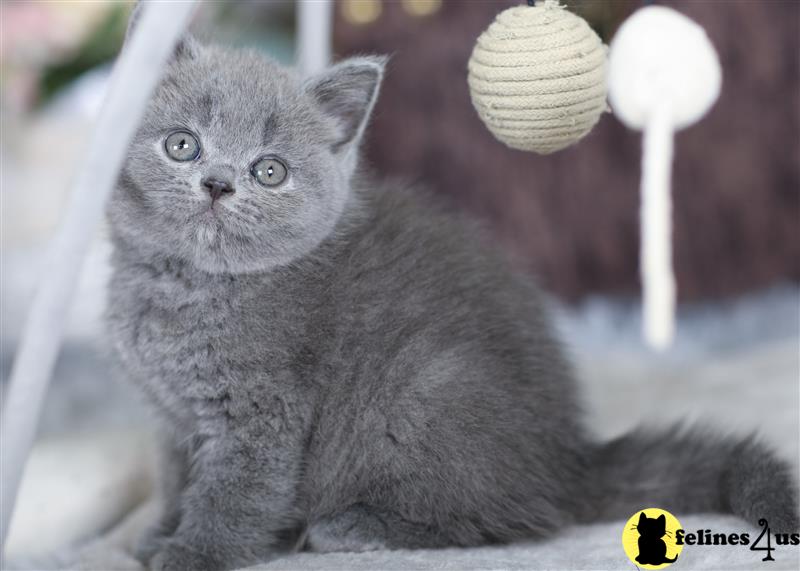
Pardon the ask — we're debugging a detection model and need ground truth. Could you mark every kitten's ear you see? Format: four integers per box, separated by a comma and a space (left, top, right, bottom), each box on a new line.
304, 56, 387, 152
638, 512, 647, 524
657, 514, 666, 524
124, 1, 200, 61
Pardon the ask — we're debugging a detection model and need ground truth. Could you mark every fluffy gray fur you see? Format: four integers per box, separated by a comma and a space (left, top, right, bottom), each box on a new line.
105, 11, 799, 571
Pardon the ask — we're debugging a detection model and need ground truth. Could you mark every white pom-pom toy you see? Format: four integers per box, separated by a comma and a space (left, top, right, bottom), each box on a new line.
468, 0, 607, 154
608, 6, 722, 349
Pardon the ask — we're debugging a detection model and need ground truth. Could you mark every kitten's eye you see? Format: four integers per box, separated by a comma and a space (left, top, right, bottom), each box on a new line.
251, 157, 288, 187
164, 130, 201, 161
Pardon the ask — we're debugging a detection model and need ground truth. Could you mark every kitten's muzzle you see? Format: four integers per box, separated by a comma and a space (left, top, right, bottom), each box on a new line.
202, 177, 235, 202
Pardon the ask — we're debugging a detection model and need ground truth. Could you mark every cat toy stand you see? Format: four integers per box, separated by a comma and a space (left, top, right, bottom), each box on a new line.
297, 0, 333, 74
0, 2, 197, 552
468, 0, 721, 350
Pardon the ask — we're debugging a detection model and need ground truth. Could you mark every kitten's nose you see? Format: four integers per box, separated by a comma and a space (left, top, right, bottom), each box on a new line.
202, 177, 235, 201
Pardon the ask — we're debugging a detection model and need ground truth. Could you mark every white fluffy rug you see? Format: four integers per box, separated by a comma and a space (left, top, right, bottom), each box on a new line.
30, 510, 800, 571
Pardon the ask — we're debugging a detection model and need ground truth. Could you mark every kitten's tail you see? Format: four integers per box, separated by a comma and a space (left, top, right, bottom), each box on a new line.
576, 427, 799, 532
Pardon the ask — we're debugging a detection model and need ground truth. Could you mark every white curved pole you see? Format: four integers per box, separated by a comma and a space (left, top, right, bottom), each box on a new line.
0, 1, 196, 551
297, 0, 333, 75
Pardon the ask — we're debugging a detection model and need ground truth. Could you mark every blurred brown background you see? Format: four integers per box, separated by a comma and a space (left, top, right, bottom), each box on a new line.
2, 0, 797, 304
334, 0, 800, 302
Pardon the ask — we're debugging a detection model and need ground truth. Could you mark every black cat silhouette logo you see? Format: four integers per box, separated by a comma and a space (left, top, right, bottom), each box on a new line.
622, 508, 684, 569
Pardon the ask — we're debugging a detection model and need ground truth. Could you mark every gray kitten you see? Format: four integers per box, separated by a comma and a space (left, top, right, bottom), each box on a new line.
105, 10, 799, 571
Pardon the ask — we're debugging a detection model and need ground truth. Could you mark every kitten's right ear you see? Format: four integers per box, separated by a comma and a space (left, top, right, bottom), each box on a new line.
304, 56, 387, 153
123, 1, 200, 60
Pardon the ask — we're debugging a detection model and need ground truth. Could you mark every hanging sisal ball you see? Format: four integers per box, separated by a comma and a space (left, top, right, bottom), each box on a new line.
468, 0, 607, 154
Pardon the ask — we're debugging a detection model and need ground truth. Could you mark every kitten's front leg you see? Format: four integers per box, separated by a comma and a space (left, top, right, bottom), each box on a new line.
135, 431, 191, 563
148, 437, 302, 571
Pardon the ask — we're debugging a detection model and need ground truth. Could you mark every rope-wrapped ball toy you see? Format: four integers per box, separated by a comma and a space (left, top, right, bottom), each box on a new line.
467, 0, 607, 154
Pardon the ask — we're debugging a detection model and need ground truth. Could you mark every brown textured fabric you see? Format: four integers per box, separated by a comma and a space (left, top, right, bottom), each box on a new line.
333, 0, 799, 302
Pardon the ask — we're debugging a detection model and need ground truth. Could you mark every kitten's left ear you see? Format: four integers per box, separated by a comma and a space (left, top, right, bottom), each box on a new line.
123, 1, 200, 60
304, 56, 387, 152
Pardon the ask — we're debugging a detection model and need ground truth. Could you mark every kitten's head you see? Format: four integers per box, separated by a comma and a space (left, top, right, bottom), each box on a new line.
109, 8, 385, 274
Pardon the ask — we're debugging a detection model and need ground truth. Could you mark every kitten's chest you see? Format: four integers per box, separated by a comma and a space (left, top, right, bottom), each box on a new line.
107, 261, 265, 421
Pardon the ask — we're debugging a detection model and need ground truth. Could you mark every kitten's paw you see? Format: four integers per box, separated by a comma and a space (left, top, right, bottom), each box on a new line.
149, 543, 222, 571
134, 525, 170, 564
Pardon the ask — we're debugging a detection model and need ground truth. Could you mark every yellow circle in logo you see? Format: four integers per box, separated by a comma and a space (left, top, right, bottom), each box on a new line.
622, 508, 684, 569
